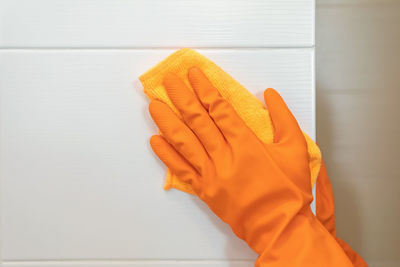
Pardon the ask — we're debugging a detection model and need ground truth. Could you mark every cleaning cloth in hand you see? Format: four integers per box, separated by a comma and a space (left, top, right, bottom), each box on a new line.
139, 48, 321, 194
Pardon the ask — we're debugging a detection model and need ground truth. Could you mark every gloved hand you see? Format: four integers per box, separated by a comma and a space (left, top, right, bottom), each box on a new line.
316, 159, 368, 266
149, 67, 353, 266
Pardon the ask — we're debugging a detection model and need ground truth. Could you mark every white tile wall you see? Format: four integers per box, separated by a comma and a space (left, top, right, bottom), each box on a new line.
0, 1, 315, 266
0, 0, 314, 47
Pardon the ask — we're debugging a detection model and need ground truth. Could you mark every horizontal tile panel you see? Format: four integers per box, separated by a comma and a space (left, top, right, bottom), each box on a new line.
0, 49, 314, 260
0, 0, 314, 48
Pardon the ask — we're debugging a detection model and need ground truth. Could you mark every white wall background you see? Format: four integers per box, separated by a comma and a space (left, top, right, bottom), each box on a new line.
316, 0, 400, 266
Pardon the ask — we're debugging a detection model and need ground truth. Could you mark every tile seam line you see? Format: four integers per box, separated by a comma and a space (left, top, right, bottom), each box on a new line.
0, 46, 315, 51
2, 259, 255, 263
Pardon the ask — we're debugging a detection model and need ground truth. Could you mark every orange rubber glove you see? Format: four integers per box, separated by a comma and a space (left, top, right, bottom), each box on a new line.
316, 159, 368, 266
149, 67, 353, 266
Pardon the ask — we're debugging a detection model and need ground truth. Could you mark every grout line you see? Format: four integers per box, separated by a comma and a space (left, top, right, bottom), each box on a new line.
0, 46, 315, 51
3, 259, 255, 263
4, 259, 399, 266
311, 0, 316, 48
310, 48, 317, 141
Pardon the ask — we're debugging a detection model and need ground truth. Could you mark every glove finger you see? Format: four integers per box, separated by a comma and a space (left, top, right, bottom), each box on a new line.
150, 135, 201, 190
188, 67, 249, 143
264, 88, 304, 144
163, 73, 226, 155
149, 100, 208, 174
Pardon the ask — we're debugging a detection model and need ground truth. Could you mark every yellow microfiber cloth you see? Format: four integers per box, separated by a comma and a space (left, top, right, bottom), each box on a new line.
140, 48, 321, 194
